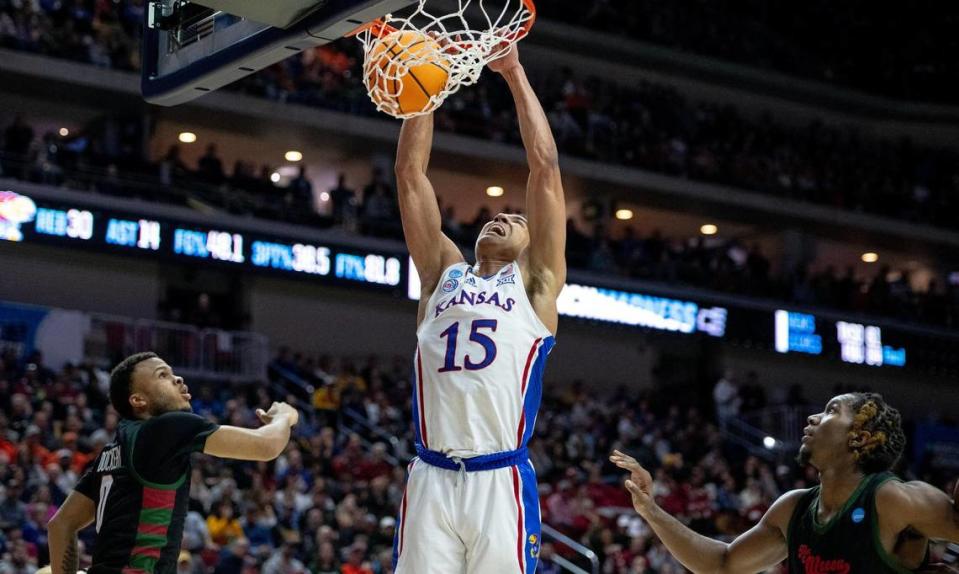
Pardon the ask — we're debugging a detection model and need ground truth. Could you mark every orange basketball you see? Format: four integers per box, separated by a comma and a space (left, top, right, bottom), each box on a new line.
366, 31, 450, 116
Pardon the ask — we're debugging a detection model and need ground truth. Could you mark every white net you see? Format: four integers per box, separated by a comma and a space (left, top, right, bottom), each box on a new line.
353, 0, 536, 118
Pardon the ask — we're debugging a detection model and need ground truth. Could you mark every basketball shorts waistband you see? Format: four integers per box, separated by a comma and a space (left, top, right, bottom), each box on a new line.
415, 444, 529, 472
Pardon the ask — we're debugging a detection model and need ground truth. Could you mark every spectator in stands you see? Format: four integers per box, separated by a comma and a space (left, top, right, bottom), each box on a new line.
340, 542, 374, 574
261, 542, 305, 574
198, 144, 225, 185
1, 114, 33, 178
329, 173, 356, 227
212, 537, 252, 574
208, 501, 244, 547
359, 167, 398, 238
159, 145, 189, 186
309, 540, 340, 573
0, 537, 35, 574
712, 370, 742, 429
2, 115, 32, 158
178, 550, 205, 574
440, 205, 463, 244
287, 166, 314, 217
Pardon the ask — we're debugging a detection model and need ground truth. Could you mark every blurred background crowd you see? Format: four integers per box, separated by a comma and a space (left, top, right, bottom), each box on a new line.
0, 348, 956, 573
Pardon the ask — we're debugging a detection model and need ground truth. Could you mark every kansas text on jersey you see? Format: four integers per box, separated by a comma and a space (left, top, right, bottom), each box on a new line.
415, 262, 555, 458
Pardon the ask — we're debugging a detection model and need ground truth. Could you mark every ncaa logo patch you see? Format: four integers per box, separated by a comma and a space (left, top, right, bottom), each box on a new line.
851, 508, 865, 524
442, 279, 459, 292
448, 269, 463, 279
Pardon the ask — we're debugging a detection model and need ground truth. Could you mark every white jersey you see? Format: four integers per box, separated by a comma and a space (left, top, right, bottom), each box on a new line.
414, 262, 555, 458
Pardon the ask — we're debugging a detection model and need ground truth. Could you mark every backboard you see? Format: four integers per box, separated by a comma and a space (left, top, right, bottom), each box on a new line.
141, 0, 416, 106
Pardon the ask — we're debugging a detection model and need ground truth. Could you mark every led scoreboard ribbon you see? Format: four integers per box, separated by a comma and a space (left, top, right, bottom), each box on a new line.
1, 190, 952, 372
1, 190, 404, 290
249, 240, 402, 285
774, 309, 907, 368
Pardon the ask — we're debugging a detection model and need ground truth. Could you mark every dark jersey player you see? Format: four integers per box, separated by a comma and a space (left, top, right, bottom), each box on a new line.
611, 393, 959, 573
46, 352, 299, 574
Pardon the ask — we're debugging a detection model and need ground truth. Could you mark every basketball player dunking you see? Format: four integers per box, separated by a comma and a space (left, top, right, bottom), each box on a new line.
392, 44, 565, 573
612, 393, 959, 573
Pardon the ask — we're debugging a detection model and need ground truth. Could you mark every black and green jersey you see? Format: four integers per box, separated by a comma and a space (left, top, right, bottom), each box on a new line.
787, 472, 914, 574
75, 411, 219, 574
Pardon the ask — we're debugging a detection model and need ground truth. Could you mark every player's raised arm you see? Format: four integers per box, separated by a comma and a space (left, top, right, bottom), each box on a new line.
394, 114, 464, 300
203, 401, 298, 461
491, 46, 566, 300
611, 450, 796, 574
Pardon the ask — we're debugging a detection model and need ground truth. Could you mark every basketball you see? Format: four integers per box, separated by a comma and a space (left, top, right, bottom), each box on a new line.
366, 30, 450, 116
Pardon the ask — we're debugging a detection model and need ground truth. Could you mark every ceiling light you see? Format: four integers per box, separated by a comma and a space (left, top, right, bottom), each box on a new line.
861, 252, 879, 263
270, 172, 281, 183
615, 209, 634, 221
486, 186, 504, 197
700, 224, 718, 236
284, 150, 303, 162
319, 192, 330, 202
58, 128, 69, 137
178, 132, 197, 143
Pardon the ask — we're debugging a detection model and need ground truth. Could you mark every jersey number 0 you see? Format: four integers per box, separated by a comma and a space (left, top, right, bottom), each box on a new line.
96, 475, 114, 532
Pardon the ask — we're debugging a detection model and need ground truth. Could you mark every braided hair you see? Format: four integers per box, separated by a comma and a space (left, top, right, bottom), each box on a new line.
847, 393, 906, 474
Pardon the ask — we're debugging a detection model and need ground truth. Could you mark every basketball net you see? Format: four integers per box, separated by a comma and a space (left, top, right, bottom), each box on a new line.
351, 0, 536, 119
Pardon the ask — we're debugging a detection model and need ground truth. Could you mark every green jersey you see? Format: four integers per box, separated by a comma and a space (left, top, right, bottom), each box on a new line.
75, 411, 219, 574
786, 472, 916, 574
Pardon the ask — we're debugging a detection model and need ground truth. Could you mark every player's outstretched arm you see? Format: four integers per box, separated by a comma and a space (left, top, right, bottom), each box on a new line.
48, 491, 95, 574
878, 479, 959, 544
395, 114, 464, 300
203, 402, 298, 462
611, 450, 797, 574
490, 46, 566, 302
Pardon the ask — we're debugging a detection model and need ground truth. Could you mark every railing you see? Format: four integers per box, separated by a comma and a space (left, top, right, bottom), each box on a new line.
268, 362, 316, 400
0, 150, 308, 225
340, 407, 406, 460
722, 405, 815, 462
722, 416, 780, 462
85, 313, 269, 381
266, 379, 323, 439
740, 405, 813, 450
541, 523, 600, 574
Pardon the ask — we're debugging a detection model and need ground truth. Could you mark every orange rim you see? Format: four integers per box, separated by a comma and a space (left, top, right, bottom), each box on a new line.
346, 0, 536, 41
345, 18, 398, 38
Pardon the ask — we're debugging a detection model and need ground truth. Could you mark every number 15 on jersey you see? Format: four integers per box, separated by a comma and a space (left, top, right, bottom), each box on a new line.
438, 319, 499, 372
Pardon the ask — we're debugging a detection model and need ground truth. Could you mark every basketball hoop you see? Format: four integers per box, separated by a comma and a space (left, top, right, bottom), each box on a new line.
350, 0, 536, 118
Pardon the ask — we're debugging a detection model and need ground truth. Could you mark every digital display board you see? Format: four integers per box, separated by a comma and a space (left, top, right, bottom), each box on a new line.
557, 283, 728, 337
35, 207, 95, 240
407, 259, 728, 337
2, 190, 954, 374
0, 190, 404, 291
105, 218, 162, 250
774, 310, 906, 367
404, 260, 953, 372
775, 310, 823, 355
835, 321, 906, 367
